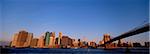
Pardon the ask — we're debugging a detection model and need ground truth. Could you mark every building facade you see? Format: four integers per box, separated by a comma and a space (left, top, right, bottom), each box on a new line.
45, 32, 50, 47
24, 33, 33, 47
37, 36, 44, 48
11, 33, 18, 47
61, 36, 72, 48
30, 38, 38, 48
58, 32, 62, 45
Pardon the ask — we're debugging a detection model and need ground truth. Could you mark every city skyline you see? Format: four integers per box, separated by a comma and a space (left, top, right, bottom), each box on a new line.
10, 30, 149, 48
0, 0, 149, 44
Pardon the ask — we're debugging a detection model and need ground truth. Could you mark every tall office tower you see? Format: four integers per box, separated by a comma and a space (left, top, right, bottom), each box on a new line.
48, 32, 55, 48
45, 32, 50, 47
48, 32, 53, 47
37, 36, 44, 48
49, 35, 53, 47
49, 32, 55, 47
58, 32, 62, 45
24, 33, 33, 47
16, 30, 28, 47
30, 38, 38, 48
103, 34, 111, 43
11, 33, 18, 47
52, 32, 55, 46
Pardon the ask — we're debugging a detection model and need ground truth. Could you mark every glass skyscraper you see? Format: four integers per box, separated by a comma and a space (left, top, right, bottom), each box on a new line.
45, 32, 50, 47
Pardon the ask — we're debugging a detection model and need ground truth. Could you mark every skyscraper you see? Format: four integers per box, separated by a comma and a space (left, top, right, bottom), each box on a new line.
11, 30, 34, 48
49, 32, 53, 48
17, 30, 28, 47
45, 32, 50, 47
11, 33, 18, 47
37, 36, 44, 48
24, 33, 33, 47
52, 32, 55, 47
49, 32, 55, 48
58, 32, 62, 45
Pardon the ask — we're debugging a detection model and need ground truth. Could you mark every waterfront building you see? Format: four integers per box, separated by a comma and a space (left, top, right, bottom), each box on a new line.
55, 37, 60, 48
128, 42, 133, 47
61, 36, 72, 48
133, 42, 142, 47
52, 32, 56, 47
99, 40, 104, 45
16, 30, 28, 47
24, 33, 33, 47
78, 39, 81, 47
30, 38, 38, 48
11, 30, 34, 48
122, 42, 129, 47
49, 34, 53, 48
112, 43, 117, 47
37, 36, 44, 48
72, 39, 79, 48
11, 33, 18, 47
58, 32, 62, 45
90, 42, 96, 47
144, 42, 150, 47
48, 32, 55, 48
55, 37, 59, 45
45, 32, 50, 47
117, 39, 123, 47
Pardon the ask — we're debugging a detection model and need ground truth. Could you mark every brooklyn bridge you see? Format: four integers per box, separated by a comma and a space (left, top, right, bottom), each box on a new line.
100, 23, 149, 48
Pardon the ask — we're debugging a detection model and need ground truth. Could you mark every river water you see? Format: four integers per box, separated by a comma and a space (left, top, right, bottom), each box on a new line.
1, 47, 149, 54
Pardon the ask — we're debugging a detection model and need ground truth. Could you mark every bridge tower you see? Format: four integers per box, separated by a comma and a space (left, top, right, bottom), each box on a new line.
103, 34, 111, 48
103, 34, 111, 43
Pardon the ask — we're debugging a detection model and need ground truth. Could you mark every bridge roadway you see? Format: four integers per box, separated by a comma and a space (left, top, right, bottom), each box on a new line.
101, 23, 149, 46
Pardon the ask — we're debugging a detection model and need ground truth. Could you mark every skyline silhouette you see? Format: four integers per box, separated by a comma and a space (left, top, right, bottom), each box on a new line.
0, 0, 149, 44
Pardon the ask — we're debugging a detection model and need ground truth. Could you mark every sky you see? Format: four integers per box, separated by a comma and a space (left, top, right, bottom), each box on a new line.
0, 0, 149, 44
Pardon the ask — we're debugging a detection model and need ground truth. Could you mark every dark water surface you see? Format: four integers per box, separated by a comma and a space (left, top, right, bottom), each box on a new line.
1, 47, 149, 54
